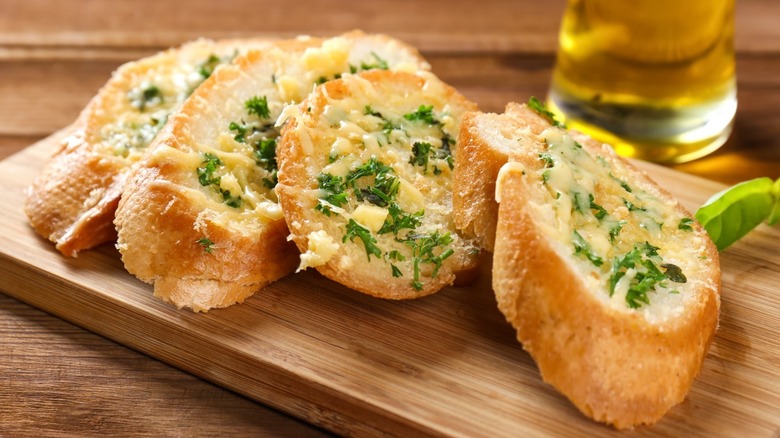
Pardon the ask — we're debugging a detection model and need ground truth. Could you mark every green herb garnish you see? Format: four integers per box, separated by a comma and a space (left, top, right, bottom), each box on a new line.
539, 152, 555, 168
661, 263, 687, 283
315, 173, 348, 216
678, 217, 694, 231
410, 141, 432, 169
130, 84, 164, 112
695, 176, 780, 251
254, 138, 278, 188
346, 157, 400, 207
245, 95, 271, 119
607, 242, 683, 309
572, 230, 604, 267
196, 152, 242, 208
403, 105, 439, 125
197, 153, 222, 186
198, 54, 222, 79
228, 121, 247, 143
378, 203, 423, 236
609, 220, 627, 242
528, 96, 566, 128
623, 198, 646, 212
344, 219, 382, 261
349, 52, 390, 74
197, 237, 215, 254
589, 194, 608, 220
404, 231, 454, 291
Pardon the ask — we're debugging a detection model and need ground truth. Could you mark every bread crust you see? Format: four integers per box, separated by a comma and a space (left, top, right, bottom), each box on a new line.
453, 103, 555, 252
461, 103, 721, 428
277, 70, 479, 299
494, 171, 719, 429
24, 39, 267, 257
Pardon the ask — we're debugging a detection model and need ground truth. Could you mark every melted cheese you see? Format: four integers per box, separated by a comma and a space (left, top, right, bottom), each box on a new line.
99, 41, 225, 161
518, 128, 705, 319
297, 72, 470, 286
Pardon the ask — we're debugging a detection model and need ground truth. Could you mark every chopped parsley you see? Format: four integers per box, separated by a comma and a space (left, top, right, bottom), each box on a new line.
404, 231, 455, 291
228, 121, 248, 143
349, 52, 390, 73
572, 190, 590, 214
608, 242, 686, 309
678, 217, 694, 231
196, 152, 242, 208
528, 96, 566, 128
661, 263, 687, 283
315, 173, 348, 216
623, 198, 647, 212
254, 138, 278, 188
610, 172, 633, 193
410, 141, 432, 169
129, 84, 164, 112
197, 237, 215, 254
403, 105, 439, 125
364, 105, 383, 117
245, 95, 271, 119
197, 153, 222, 186
346, 157, 400, 208
344, 219, 382, 261
572, 230, 604, 267
608, 220, 627, 242
539, 152, 555, 168
316, 73, 343, 85
589, 194, 608, 220
378, 203, 423, 236
198, 54, 222, 79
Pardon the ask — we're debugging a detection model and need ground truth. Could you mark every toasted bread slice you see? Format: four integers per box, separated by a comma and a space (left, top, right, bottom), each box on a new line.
24, 38, 267, 257
276, 70, 480, 299
457, 103, 721, 428
115, 32, 431, 311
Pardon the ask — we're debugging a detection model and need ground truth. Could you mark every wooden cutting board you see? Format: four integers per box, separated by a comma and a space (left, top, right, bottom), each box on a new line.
1, 131, 779, 437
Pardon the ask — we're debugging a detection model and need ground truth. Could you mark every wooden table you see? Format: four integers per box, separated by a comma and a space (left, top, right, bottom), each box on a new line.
1, 0, 778, 436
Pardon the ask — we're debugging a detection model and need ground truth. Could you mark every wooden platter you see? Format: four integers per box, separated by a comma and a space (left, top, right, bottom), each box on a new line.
1, 130, 779, 437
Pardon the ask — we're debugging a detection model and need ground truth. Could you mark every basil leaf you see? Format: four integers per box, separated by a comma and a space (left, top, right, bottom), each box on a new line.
769, 178, 780, 226
695, 177, 776, 251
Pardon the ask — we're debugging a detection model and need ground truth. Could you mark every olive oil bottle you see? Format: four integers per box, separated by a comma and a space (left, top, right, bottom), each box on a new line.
548, 0, 736, 163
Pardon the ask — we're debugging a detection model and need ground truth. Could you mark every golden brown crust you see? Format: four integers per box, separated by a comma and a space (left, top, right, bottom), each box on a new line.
462, 103, 721, 428
277, 70, 479, 299
453, 103, 557, 252
24, 128, 125, 256
117, 159, 299, 312
494, 171, 720, 429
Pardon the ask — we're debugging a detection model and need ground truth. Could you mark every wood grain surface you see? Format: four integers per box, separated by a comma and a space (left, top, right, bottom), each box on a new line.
1, 0, 779, 436
2, 132, 780, 437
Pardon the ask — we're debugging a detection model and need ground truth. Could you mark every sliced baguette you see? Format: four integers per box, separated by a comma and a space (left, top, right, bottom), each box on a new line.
24, 38, 267, 257
276, 70, 480, 299
115, 32, 431, 311
457, 103, 720, 428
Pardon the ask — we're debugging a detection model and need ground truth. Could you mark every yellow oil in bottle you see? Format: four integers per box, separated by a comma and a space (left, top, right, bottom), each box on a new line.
548, 0, 736, 163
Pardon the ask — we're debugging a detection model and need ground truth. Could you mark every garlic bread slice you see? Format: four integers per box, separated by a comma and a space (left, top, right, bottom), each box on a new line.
458, 102, 721, 428
276, 70, 480, 299
25, 38, 266, 257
